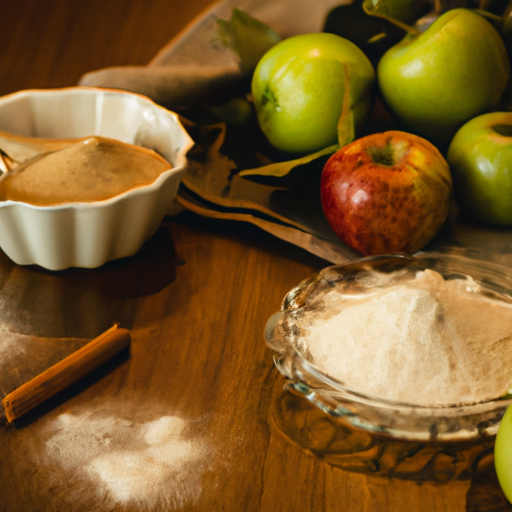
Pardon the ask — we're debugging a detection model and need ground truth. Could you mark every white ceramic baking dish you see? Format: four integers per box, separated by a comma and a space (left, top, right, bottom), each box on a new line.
0, 86, 194, 270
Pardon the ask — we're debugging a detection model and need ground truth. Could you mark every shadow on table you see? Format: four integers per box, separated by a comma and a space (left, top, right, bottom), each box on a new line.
0, 223, 177, 339
0, 224, 178, 427
272, 387, 499, 484
465, 455, 512, 512
272, 387, 512, 509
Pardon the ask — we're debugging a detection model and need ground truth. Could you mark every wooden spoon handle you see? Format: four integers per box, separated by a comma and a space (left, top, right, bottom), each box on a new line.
1, 324, 131, 424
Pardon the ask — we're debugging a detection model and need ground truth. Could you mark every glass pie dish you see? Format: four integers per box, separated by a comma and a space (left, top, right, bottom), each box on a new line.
265, 252, 512, 443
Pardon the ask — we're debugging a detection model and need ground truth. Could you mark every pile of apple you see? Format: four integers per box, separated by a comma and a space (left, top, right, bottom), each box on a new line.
250, 7, 512, 256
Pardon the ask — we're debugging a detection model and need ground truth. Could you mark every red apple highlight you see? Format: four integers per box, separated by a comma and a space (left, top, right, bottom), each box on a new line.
320, 131, 452, 255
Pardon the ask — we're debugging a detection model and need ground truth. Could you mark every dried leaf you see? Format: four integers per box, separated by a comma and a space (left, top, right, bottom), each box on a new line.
177, 187, 355, 264
180, 117, 340, 240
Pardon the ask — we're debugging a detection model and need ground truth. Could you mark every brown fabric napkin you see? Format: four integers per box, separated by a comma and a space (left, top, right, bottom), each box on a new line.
77, 0, 343, 108
79, 64, 249, 110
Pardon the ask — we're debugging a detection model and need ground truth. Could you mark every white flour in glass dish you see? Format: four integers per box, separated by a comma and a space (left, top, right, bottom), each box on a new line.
300, 269, 512, 405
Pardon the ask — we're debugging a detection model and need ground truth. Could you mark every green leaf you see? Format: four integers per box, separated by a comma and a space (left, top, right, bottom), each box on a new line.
239, 144, 338, 178
210, 97, 253, 126
323, 1, 407, 66
217, 8, 282, 72
363, 0, 429, 23
337, 63, 356, 148
362, 0, 426, 35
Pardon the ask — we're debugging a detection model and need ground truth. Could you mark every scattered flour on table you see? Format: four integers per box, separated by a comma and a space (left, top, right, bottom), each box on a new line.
0, 329, 27, 358
45, 409, 209, 509
300, 269, 512, 405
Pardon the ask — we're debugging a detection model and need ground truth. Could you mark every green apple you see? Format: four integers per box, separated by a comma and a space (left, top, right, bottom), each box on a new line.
447, 111, 512, 225
378, 8, 510, 148
495, 405, 512, 503
251, 33, 375, 154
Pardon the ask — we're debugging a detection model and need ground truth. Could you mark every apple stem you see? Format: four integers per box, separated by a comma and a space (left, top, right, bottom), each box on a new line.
471, 9, 503, 23
261, 87, 277, 107
363, 9, 422, 37
387, 17, 422, 37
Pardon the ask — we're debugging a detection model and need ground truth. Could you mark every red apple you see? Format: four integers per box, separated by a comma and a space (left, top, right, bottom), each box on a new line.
320, 131, 452, 255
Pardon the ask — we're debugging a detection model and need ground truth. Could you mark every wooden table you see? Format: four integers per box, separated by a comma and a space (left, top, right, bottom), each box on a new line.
0, 1, 511, 511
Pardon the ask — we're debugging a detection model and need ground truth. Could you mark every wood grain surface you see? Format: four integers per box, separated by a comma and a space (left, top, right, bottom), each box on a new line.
0, 1, 511, 511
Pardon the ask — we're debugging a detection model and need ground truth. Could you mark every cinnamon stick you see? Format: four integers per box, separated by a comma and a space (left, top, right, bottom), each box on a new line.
1, 324, 131, 424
